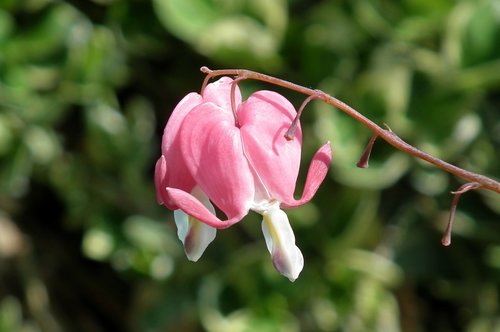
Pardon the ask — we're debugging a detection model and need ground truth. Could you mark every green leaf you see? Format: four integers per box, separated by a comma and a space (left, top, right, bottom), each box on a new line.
153, 0, 218, 42
152, 0, 286, 67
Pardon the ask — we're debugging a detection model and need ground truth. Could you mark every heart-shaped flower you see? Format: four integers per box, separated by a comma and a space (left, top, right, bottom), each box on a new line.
155, 77, 331, 281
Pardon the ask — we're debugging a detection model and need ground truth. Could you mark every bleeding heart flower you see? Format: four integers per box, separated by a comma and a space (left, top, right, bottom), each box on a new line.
155, 77, 331, 281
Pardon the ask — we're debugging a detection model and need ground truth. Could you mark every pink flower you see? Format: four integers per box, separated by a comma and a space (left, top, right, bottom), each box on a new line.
155, 77, 332, 281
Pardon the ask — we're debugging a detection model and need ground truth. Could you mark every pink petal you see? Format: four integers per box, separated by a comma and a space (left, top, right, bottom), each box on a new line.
281, 142, 332, 208
168, 188, 245, 229
156, 78, 243, 210
238, 91, 302, 202
157, 93, 202, 208
161, 92, 203, 156
154, 156, 169, 205
202, 77, 242, 114
179, 102, 254, 225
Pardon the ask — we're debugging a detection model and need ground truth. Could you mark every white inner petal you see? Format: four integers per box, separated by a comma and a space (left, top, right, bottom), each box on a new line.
260, 204, 304, 281
174, 186, 217, 262
174, 209, 189, 243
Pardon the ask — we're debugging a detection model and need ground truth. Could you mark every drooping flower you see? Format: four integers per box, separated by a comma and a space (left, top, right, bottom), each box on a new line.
155, 77, 331, 281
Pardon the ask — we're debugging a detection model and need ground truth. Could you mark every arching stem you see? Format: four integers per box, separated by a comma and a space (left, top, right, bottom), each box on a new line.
200, 66, 500, 194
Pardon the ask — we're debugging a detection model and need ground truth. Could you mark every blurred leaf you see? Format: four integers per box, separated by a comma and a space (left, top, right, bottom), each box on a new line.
461, 0, 500, 66
153, 0, 286, 68
0, 0, 499, 331
0, 297, 22, 332
0, 9, 13, 42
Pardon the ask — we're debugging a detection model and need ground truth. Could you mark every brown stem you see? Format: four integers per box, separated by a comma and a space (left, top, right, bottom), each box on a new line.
441, 182, 482, 246
285, 94, 319, 140
200, 66, 500, 194
230, 77, 246, 126
357, 134, 379, 168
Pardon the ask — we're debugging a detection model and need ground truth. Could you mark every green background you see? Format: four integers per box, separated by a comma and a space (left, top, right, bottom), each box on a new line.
0, 0, 499, 331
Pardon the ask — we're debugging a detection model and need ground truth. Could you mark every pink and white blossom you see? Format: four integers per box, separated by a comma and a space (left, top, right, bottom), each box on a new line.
155, 77, 331, 281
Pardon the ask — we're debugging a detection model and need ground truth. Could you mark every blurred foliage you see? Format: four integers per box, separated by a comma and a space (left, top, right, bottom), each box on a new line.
0, 0, 499, 331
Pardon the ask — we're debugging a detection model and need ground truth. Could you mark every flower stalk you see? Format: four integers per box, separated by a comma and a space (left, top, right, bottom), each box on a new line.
285, 94, 319, 140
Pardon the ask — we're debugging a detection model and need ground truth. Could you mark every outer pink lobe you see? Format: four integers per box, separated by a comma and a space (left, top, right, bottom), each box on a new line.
154, 156, 169, 205
156, 93, 202, 208
161, 92, 202, 156
202, 77, 242, 114
281, 142, 332, 208
178, 102, 254, 225
238, 91, 302, 203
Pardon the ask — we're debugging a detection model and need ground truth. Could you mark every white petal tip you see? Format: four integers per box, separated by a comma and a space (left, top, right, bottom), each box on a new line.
261, 206, 304, 282
272, 247, 304, 282
174, 208, 217, 263
186, 253, 201, 262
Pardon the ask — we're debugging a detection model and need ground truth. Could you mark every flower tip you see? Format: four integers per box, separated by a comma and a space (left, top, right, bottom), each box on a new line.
272, 248, 304, 282
318, 141, 333, 160
174, 210, 217, 263
325, 140, 333, 153
261, 207, 304, 281
185, 251, 203, 262
283, 267, 301, 282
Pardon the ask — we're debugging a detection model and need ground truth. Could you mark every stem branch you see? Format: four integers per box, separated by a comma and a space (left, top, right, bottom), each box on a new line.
200, 66, 500, 194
